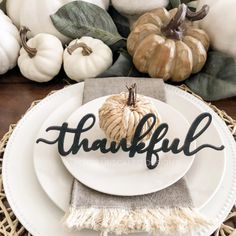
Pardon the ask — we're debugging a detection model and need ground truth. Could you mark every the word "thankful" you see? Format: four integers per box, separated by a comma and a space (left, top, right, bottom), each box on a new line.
36, 112, 225, 170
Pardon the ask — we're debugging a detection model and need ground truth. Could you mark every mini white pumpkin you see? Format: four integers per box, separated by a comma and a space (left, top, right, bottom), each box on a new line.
99, 84, 161, 143
63, 36, 113, 81
198, 0, 236, 57
111, 0, 168, 16
0, 9, 20, 75
18, 27, 63, 82
6, 0, 110, 44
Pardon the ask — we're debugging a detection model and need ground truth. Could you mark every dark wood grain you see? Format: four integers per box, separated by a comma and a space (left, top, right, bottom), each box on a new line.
0, 68, 65, 138
212, 98, 236, 120
0, 68, 235, 138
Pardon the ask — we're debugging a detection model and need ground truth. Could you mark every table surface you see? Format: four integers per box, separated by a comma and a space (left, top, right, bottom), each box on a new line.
0, 68, 236, 138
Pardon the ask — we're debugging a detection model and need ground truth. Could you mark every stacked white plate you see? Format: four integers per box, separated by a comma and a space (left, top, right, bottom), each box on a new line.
3, 83, 236, 236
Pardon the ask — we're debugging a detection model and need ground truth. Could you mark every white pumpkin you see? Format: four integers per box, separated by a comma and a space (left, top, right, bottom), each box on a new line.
18, 27, 63, 82
111, 0, 168, 16
0, 9, 20, 75
63, 36, 113, 81
6, 0, 110, 44
198, 0, 236, 57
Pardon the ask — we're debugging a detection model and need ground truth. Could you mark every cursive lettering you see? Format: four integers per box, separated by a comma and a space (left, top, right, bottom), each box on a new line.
36, 112, 225, 170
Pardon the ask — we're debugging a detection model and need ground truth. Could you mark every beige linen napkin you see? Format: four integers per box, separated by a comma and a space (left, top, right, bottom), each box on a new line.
64, 77, 207, 235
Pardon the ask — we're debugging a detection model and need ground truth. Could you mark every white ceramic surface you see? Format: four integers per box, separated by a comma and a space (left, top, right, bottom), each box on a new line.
3, 83, 235, 236
59, 96, 195, 196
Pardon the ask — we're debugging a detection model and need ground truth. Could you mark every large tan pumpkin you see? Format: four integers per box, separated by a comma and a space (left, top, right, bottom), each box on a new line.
127, 4, 210, 81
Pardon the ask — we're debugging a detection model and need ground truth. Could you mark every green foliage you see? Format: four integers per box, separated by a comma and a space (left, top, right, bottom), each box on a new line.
169, 0, 197, 9
108, 6, 130, 38
51, 1, 123, 46
185, 51, 236, 101
99, 50, 145, 78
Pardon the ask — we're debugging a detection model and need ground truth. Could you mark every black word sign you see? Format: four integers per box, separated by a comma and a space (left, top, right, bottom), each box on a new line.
36, 112, 225, 170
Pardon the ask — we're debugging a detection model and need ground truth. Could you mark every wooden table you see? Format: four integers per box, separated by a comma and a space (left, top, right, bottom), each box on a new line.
0, 68, 236, 138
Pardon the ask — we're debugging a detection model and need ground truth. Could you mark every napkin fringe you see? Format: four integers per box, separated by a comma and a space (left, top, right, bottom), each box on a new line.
63, 207, 209, 235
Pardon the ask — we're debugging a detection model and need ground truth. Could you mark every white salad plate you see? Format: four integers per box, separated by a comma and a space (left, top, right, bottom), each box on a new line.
58, 96, 195, 196
3, 83, 236, 236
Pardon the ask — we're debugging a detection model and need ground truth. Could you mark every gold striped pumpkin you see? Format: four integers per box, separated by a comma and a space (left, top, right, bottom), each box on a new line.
127, 4, 210, 82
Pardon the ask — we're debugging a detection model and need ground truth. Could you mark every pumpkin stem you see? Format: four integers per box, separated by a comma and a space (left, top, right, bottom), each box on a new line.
126, 83, 137, 107
19, 26, 37, 58
67, 40, 93, 56
186, 4, 209, 21
162, 3, 187, 40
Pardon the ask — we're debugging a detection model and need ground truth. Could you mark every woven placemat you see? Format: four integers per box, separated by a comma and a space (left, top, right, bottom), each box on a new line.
0, 85, 235, 236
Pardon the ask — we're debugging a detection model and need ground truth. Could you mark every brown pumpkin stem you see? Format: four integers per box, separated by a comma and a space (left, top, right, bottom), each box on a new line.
186, 4, 210, 21
67, 40, 93, 56
161, 3, 209, 40
126, 84, 137, 107
20, 26, 37, 58
162, 4, 188, 40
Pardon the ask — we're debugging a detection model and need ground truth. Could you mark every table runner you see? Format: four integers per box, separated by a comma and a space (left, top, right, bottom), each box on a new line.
0, 85, 235, 236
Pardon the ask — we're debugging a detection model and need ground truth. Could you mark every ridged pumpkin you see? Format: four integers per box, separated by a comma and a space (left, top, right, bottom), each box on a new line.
99, 84, 161, 143
127, 4, 210, 81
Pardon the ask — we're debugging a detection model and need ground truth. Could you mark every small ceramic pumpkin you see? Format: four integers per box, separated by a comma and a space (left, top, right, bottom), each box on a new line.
18, 27, 64, 82
127, 4, 210, 81
0, 9, 20, 75
99, 84, 161, 143
63, 37, 113, 81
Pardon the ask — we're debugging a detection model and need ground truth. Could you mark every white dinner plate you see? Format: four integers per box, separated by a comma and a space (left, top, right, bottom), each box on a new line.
3, 83, 236, 236
34, 86, 226, 211
57, 96, 195, 196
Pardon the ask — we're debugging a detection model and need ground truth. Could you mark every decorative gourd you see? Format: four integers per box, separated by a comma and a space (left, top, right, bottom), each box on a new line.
6, 0, 110, 44
111, 0, 168, 17
127, 4, 210, 81
99, 84, 161, 143
63, 37, 113, 81
0, 9, 20, 75
18, 27, 63, 82
197, 0, 236, 57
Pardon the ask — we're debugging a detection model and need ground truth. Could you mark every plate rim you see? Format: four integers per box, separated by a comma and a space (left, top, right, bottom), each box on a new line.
33, 88, 226, 210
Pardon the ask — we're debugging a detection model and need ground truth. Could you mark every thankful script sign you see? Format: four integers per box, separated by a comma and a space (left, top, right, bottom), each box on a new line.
36, 112, 224, 170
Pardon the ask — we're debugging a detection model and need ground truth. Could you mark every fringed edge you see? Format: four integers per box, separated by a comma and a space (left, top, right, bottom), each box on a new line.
63, 207, 210, 236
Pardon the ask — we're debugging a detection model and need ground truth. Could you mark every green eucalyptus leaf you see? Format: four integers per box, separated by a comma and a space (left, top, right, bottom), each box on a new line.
169, 0, 181, 8
51, 1, 123, 46
109, 39, 127, 53
185, 51, 236, 101
181, 0, 195, 4
169, 0, 196, 8
108, 6, 130, 38
99, 50, 145, 78
187, 1, 198, 9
